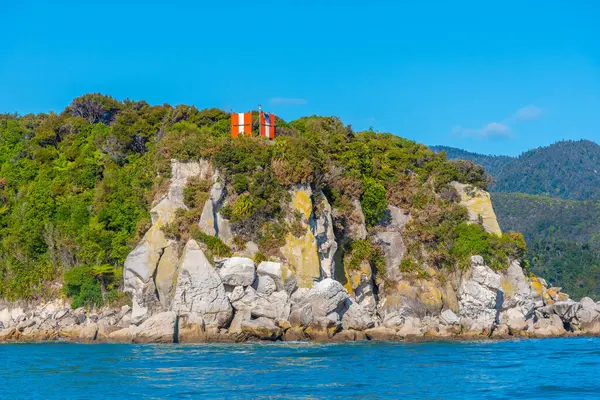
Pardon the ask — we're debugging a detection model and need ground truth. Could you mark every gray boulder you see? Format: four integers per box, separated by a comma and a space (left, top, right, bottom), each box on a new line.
172, 240, 233, 327
257, 261, 285, 291
241, 317, 282, 340
219, 257, 256, 287
294, 278, 349, 319
458, 259, 501, 329
440, 309, 459, 325
255, 275, 277, 295
341, 300, 376, 331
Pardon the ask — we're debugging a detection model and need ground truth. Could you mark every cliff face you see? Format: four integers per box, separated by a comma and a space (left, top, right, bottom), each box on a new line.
3, 160, 599, 342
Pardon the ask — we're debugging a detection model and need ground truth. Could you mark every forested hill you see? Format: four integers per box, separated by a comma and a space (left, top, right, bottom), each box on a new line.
430, 146, 513, 176
2, 93, 518, 303
432, 140, 600, 201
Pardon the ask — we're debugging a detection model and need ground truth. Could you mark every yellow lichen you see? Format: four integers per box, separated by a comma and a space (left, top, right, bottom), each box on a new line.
501, 278, 516, 298
280, 231, 320, 288
530, 277, 544, 297
452, 182, 502, 236
292, 189, 313, 220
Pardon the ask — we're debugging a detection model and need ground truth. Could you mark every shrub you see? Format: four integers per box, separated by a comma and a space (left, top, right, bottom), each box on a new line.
360, 178, 388, 226
191, 227, 232, 258
63, 266, 103, 309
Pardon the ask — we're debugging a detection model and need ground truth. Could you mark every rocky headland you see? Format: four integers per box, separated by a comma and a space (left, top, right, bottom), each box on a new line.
2, 160, 599, 343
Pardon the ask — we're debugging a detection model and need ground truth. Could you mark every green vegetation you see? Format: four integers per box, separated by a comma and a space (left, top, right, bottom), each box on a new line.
438, 141, 600, 299
63, 265, 121, 309
0, 94, 524, 304
434, 140, 600, 201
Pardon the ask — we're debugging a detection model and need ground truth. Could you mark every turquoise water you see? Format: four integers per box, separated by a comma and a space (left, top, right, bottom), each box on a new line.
1, 338, 599, 399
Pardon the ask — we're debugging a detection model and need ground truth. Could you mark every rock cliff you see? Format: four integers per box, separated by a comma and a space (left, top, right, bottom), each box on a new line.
2, 160, 599, 343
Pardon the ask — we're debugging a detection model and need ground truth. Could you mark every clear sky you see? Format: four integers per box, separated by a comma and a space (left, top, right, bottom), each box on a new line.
1, 0, 598, 156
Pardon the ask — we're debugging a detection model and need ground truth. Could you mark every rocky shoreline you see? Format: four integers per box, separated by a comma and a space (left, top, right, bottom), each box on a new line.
3, 160, 600, 345
2, 256, 599, 344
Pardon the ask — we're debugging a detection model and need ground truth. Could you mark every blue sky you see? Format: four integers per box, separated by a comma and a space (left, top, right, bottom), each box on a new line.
1, 1, 598, 156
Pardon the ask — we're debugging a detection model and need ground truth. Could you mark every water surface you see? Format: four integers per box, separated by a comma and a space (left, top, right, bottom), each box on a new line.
1, 338, 598, 399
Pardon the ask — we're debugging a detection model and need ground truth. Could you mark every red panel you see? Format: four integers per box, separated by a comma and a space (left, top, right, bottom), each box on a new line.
231, 113, 239, 138
244, 112, 253, 136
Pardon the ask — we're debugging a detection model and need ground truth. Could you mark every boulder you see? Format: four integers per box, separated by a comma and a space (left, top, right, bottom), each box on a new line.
133, 311, 177, 343
177, 313, 206, 343
241, 318, 282, 341
341, 300, 376, 331
255, 275, 277, 295
219, 257, 256, 287
499, 260, 535, 319
78, 323, 98, 342
296, 278, 349, 319
289, 303, 313, 327
533, 314, 566, 337
257, 261, 285, 291
305, 316, 340, 341
364, 326, 398, 341
231, 286, 290, 320
398, 317, 423, 338
228, 310, 251, 334
346, 261, 377, 314
172, 240, 233, 328
154, 245, 180, 308
440, 309, 459, 325
458, 260, 501, 328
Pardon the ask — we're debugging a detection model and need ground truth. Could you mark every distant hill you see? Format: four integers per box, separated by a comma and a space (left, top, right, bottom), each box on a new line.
430, 146, 513, 176
433, 140, 600, 201
491, 193, 600, 299
435, 140, 600, 299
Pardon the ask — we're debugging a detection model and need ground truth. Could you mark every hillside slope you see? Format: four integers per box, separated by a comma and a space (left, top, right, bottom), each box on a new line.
436, 142, 600, 299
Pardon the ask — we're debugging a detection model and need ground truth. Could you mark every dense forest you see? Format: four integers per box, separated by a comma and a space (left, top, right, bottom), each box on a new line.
0, 94, 525, 305
436, 142, 600, 299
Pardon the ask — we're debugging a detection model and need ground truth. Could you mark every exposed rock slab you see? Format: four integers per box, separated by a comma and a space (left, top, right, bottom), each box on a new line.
171, 240, 233, 328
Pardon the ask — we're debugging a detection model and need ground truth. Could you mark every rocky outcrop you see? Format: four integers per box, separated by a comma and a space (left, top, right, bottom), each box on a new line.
171, 240, 233, 328
198, 169, 234, 246
452, 182, 502, 235
124, 160, 212, 322
219, 257, 256, 287
312, 191, 337, 279
5, 159, 600, 344
373, 205, 409, 281
280, 185, 321, 288
458, 256, 501, 331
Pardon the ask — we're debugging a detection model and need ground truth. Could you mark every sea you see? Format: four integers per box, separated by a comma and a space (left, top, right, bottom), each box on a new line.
1, 337, 598, 399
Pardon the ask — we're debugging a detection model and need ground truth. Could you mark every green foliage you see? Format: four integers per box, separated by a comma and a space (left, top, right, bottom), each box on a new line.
0, 95, 522, 302
63, 266, 102, 309
183, 177, 211, 208
440, 142, 600, 299
192, 228, 232, 258
344, 240, 385, 276
360, 178, 388, 226
253, 251, 267, 264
